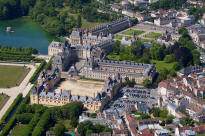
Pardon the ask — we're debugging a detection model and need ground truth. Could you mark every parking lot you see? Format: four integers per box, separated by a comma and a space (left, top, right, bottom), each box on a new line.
106, 86, 158, 115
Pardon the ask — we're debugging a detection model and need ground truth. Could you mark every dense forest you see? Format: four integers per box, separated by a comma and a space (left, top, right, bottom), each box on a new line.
0, 0, 116, 36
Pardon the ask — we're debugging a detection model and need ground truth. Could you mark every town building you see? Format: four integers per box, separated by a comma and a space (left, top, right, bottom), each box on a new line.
158, 72, 205, 122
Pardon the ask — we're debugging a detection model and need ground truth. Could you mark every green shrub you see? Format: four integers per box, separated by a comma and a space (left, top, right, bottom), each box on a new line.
0, 93, 22, 126
29, 60, 45, 83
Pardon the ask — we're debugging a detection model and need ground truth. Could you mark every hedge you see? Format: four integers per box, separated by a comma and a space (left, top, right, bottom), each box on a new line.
0, 93, 22, 126
0, 86, 33, 135
0, 115, 16, 136
16, 113, 33, 124
21, 113, 40, 136
44, 56, 53, 71
32, 110, 51, 136
29, 60, 46, 83
16, 86, 33, 114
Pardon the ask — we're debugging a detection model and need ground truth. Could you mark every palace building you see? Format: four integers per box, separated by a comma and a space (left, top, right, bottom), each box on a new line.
80, 58, 156, 84
30, 68, 122, 112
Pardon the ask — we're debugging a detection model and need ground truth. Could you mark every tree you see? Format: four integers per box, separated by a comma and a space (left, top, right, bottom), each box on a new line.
164, 55, 175, 63
77, 14, 82, 28
151, 108, 160, 117
165, 116, 174, 124
77, 121, 94, 136
178, 27, 188, 35
192, 50, 200, 65
150, 42, 165, 60
142, 78, 151, 88
70, 117, 78, 128
54, 124, 65, 136
112, 41, 121, 54
160, 110, 168, 118
172, 62, 182, 71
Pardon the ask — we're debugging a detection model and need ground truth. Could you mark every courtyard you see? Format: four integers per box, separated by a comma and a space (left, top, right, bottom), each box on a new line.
58, 79, 105, 97
0, 65, 30, 88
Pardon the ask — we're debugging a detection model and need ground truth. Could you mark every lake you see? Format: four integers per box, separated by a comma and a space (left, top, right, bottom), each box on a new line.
0, 17, 54, 54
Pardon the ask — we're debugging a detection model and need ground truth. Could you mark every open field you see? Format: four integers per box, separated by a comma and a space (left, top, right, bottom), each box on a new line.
0, 94, 10, 110
58, 79, 104, 97
145, 32, 162, 39
122, 29, 144, 36
10, 124, 28, 136
151, 60, 175, 72
0, 65, 30, 88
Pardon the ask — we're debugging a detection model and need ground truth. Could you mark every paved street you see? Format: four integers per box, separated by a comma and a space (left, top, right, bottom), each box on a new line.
0, 63, 38, 119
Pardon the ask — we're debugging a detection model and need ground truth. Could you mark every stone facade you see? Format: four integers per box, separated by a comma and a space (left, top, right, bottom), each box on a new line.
30, 70, 122, 112
80, 58, 156, 84
48, 41, 66, 56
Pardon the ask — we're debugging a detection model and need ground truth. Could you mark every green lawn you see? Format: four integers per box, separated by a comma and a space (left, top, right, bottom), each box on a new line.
145, 32, 162, 39
151, 60, 175, 72
122, 29, 144, 36
106, 54, 121, 61
10, 124, 28, 136
0, 94, 10, 110
0, 65, 30, 88
81, 18, 103, 29
140, 38, 150, 43
114, 35, 131, 40
114, 35, 123, 40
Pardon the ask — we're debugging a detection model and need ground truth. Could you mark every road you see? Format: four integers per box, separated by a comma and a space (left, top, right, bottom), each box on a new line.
0, 63, 38, 119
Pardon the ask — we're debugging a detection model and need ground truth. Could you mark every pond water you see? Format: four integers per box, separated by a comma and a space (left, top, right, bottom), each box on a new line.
0, 17, 54, 54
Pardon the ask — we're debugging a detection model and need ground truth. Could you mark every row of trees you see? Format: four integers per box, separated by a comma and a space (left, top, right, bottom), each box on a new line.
0, 93, 22, 127
0, 90, 31, 136
0, 46, 38, 55
0, 46, 40, 62
29, 60, 45, 83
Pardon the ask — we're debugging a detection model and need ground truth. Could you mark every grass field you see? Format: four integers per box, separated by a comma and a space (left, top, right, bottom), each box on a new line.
151, 60, 175, 72
106, 54, 121, 61
81, 18, 102, 28
140, 38, 150, 43
0, 94, 10, 110
10, 124, 28, 136
114, 35, 131, 40
122, 29, 144, 36
0, 65, 30, 88
145, 32, 162, 39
